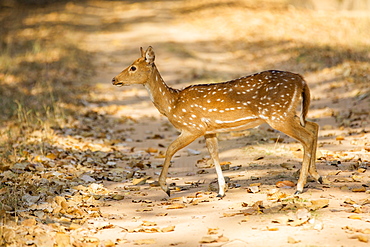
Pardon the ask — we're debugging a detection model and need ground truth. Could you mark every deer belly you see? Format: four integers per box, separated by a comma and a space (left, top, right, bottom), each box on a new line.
204, 116, 264, 134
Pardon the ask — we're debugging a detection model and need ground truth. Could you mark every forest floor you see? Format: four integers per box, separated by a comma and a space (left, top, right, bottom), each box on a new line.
1, 0, 370, 246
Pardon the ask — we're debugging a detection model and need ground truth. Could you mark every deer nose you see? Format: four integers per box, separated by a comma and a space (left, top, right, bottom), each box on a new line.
112, 77, 116, 84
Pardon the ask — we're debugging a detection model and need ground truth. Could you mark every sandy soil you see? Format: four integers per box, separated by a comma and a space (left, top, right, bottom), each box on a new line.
66, 1, 370, 246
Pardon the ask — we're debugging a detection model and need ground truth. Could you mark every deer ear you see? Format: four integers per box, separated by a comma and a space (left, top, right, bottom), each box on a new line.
140, 47, 145, 58
144, 46, 155, 65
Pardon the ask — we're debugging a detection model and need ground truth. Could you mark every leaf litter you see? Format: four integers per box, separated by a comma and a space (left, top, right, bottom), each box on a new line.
2, 113, 369, 247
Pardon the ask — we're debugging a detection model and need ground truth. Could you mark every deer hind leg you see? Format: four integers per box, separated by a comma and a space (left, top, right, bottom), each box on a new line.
205, 134, 226, 197
159, 130, 201, 197
269, 118, 321, 194
304, 121, 323, 184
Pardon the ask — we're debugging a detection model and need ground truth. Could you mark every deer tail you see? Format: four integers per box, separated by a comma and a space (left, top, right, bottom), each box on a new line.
300, 80, 310, 127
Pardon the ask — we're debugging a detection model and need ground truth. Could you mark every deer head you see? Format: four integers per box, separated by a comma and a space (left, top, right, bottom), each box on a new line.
112, 46, 155, 86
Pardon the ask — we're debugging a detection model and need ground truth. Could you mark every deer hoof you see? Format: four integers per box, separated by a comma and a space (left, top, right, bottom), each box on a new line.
318, 176, 323, 184
166, 189, 171, 197
294, 190, 302, 195
216, 193, 225, 198
159, 179, 170, 196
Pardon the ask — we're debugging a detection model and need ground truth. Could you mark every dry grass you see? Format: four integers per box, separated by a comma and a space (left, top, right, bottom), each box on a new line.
0, 2, 94, 225
0, 2, 94, 167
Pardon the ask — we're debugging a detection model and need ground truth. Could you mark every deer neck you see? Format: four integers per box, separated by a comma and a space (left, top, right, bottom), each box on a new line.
144, 65, 177, 116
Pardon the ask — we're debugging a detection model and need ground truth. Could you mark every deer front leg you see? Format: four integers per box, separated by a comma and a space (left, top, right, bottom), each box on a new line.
159, 130, 201, 197
205, 134, 226, 197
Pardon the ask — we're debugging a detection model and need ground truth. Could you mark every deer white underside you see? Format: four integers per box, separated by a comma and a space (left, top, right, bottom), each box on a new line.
205, 119, 264, 134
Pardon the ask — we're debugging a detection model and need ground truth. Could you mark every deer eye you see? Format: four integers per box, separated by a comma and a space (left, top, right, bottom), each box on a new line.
129, 66, 137, 72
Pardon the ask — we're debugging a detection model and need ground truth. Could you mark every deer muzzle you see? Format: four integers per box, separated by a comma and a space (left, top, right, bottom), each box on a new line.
112, 77, 124, 86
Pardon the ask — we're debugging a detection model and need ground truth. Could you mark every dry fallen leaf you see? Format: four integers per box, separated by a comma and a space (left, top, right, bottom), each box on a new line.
130, 227, 160, 233
280, 163, 295, 170
149, 181, 160, 187
350, 235, 369, 243
162, 225, 175, 232
156, 212, 168, 216
344, 198, 357, 205
46, 153, 57, 160
136, 207, 153, 212
132, 177, 148, 185
348, 215, 362, 220
287, 208, 311, 227
312, 219, 324, 230
146, 147, 158, 153
276, 180, 295, 188
351, 175, 363, 182
309, 199, 329, 210
73, 236, 100, 247
362, 198, 370, 205
296, 208, 311, 220
55, 232, 71, 247
144, 227, 161, 233
22, 218, 36, 227
141, 221, 157, 226
357, 168, 366, 173
336, 136, 345, 141
352, 187, 366, 192
199, 234, 229, 244
287, 236, 301, 244
216, 235, 229, 243
200, 235, 218, 243
288, 219, 308, 227
247, 185, 260, 193
134, 239, 156, 245
69, 223, 81, 230
1, 227, 16, 243
208, 227, 219, 234
350, 227, 370, 234
102, 239, 116, 247
166, 203, 186, 209
267, 190, 289, 201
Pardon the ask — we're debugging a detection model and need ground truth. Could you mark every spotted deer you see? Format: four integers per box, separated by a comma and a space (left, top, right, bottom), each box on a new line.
112, 46, 322, 197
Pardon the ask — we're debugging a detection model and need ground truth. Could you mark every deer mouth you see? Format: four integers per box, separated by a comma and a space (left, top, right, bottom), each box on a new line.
113, 82, 124, 87
112, 77, 125, 86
